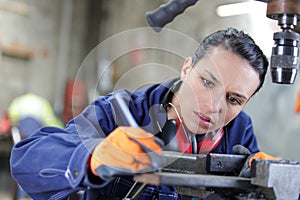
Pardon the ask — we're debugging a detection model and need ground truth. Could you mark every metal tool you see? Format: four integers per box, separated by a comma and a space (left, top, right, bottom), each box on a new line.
112, 93, 156, 200
113, 93, 139, 127
123, 182, 147, 200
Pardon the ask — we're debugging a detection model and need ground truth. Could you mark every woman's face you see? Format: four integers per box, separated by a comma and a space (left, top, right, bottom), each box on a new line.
173, 47, 260, 134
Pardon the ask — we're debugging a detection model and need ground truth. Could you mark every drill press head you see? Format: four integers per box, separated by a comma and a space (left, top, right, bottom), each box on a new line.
267, 0, 300, 84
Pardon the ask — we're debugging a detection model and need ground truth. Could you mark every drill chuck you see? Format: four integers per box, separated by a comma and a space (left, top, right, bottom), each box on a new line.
270, 31, 300, 84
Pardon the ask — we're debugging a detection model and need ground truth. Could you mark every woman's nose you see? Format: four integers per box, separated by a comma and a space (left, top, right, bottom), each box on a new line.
207, 94, 224, 113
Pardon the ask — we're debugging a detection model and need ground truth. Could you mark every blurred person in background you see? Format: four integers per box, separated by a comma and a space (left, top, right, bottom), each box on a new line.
8, 92, 63, 200
8, 92, 64, 137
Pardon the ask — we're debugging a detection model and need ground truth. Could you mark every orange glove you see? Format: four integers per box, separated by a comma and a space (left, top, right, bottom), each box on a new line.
90, 126, 163, 180
248, 151, 278, 167
239, 151, 278, 177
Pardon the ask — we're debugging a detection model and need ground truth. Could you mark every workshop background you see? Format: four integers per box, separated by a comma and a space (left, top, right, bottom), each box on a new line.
0, 0, 300, 199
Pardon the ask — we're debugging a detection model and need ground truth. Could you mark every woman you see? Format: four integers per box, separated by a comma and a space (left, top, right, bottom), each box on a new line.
10, 27, 274, 200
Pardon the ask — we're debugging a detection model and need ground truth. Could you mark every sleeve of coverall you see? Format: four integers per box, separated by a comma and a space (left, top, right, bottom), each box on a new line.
10, 97, 116, 200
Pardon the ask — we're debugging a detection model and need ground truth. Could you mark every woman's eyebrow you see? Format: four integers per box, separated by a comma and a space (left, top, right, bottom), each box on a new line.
203, 69, 248, 100
231, 92, 248, 101
204, 69, 221, 84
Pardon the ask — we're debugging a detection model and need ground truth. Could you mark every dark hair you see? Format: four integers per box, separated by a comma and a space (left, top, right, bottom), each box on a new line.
192, 27, 269, 95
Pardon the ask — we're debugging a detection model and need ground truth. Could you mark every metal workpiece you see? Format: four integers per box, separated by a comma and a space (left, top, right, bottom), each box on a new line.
207, 153, 247, 174
251, 159, 300, 200
133, 172, 262, 199
161, 151, 207, 174
161, 151, 247, 175
134, 172, 255, 189
134, 152, 300, 199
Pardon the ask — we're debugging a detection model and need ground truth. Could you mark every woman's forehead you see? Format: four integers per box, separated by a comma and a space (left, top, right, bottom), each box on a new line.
194, 47, 254, 75
194, 48, 260, 97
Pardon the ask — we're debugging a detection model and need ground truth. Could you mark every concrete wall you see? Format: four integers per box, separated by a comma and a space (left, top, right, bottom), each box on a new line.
0, 0, 89, 116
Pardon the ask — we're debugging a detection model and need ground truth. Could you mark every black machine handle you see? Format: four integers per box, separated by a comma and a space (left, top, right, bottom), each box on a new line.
145, 0, 199, 32
145, 0, 268, 32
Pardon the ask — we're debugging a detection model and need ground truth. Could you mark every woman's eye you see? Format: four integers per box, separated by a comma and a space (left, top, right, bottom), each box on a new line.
202, 78, 214, 87
228, 96, 241, 105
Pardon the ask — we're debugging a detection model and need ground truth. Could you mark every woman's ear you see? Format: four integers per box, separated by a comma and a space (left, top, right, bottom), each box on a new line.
181, 57, 193, 79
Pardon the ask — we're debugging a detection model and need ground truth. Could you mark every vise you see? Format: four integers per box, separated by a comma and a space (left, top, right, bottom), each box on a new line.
134, 151, 300, 200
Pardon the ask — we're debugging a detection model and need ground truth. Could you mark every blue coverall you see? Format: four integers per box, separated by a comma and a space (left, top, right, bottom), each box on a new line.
10, 79, 260, 200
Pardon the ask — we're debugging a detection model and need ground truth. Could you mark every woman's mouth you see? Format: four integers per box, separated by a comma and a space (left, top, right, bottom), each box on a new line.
194, 112, 214, 128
